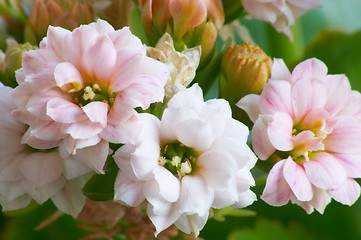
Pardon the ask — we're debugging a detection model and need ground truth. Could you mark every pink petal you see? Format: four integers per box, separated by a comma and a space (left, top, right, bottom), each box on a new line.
323, 74, 351, 116
101, 114, 141, 144
332, 153, 361, 178
259, 80, 293, 115
237, 94, 261, 123
46, 26, 71, 60
89, 19, 115, 34
338, 90, 361, 120
261, 160, 291, 206
291, 78, 327, 120
304, 152, 347, 189
308, 187, 331, 214
81, 101, 108, 127
24, 177, 65, 204
83, 34, 117, 81
109, 27, 145, 53
54, 62, 84, 92
328, 178, 360, 206
47, 98, 85, 123
252, 116, 276, 160
324, 116, 361, 154
267, 112, 294, 151
22, 49, 58, 74
283, 157, 313, 201
291, 58, 328, 82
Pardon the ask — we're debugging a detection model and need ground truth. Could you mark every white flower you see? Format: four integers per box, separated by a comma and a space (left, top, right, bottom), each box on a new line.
113, 84, 257, 236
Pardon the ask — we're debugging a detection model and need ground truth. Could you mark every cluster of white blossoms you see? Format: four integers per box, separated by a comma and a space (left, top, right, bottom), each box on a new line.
113, 84, 257, 235
0, 20, 258, 236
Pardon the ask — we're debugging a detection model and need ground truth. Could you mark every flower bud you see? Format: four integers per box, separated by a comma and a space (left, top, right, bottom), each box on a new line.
90, 0, 134, 29
26, 0, 93, 43
220, 42, 272, 122
3, 39, 37, 87
139, 0, 224, 68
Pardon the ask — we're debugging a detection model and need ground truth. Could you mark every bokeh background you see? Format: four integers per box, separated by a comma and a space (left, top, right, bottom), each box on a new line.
2, 0, 361, 239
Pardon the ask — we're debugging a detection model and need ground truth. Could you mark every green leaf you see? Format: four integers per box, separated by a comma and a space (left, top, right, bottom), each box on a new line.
303, 30, 361, 91
82, 157, 119, 201
228, 218, 316, 240
212, 207, 256, 222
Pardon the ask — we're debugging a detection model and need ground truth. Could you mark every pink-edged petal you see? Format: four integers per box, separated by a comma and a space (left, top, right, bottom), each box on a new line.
328, 178, 360, 206
63, 120, 104, 140
332, 153, 361, 178
198, 150, 237, 189
267, 112, 294, 151
324, 116, 361, 154
323, 74, 351, 116
153, 166, 180, 202
283, 157, 313, 201
259, 80, 293, 115
175, 119, 215, 152
89, 19, 115, 34
83, 34, 116, 81
51, 177, 87, 217
291, 78, 327, 120
252, 116, 276, 160
117, 75, 165, 110
54, 62, 84, 92
339, 90, 361, 120
114, 173, 145, 206
291, 58, 328, 82
237, 94, 261, 123
270, 58, 292, 82
22, 49, 58, 74
261, 160, 291, 206
304, 152, 347, 189
101, 114, 141, 144
47, 98, 85, 123
63, 135, 102, 154
19, 152, 64, 187
81, 101, 108, 126
70, 140, 109, 174
308, 187, 331, 214
46, 26, 71, 60
109, 27, 145, 53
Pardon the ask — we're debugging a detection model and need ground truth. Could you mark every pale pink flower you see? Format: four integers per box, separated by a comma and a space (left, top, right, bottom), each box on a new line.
114, 84, 257, 236
0, 83, 107, 217
14, 19, 169, 158
238, 58, 361, 213
241, 0, 320, 40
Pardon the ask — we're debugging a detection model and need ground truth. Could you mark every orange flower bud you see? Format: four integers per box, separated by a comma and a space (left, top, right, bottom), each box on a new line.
220, 42, 272, 122
26, 0, 93, 43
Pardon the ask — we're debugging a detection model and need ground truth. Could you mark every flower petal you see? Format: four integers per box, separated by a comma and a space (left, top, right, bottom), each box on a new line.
267, 112, 294, 151
252, 116, 276, 160
328, 178, 360, 206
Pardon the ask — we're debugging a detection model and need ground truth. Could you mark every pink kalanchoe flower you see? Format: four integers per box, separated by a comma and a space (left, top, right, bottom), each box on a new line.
0, 83, 108, 217
241, 0, 320, 40
114, 84, 257, 236
238, 58, 361, 213
14, 19, 169, 158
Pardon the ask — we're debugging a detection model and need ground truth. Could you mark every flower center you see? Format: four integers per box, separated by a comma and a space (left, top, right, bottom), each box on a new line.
158, 142, 198, 178
70, 83, 116, 109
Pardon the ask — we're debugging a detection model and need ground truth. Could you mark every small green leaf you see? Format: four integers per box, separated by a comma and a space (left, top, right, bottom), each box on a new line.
212, 207, 256, 222
82, 157, 119, 201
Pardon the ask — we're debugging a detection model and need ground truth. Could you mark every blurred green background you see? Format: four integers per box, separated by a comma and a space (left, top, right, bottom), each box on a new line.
2, 0, 361, 239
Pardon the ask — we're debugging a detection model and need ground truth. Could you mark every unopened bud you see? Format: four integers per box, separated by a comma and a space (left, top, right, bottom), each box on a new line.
26, 0, 93, 44
4, 39, 37, 87
220, 42, 272, 122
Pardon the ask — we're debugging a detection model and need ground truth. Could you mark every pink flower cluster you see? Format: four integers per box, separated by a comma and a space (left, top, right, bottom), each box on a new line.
0, 20, 169, 216
239, 58, 361, 213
